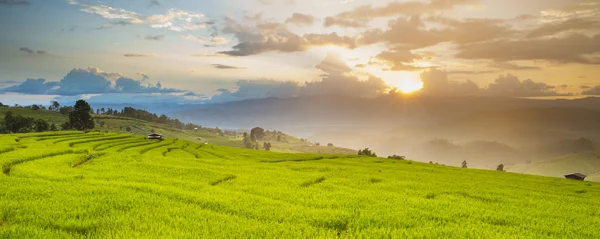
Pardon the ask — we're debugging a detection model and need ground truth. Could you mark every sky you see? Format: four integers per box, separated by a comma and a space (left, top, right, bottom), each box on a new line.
0, 0, 599, 105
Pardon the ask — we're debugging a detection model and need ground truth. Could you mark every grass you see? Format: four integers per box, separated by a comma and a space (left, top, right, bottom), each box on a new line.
0, 132, 599, 238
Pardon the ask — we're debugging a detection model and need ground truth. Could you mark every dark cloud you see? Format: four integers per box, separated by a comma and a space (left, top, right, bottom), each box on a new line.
144, 35, 165, 41
19, 47, 34, 54
580, 85, 591, 89
582, 85, 600, 95
219, 16, 359, 56
19, 47, 47, 55
285, 13, 315, 27
483, 74, 566, 97
456, 33, 600, 65
212, 64, 245, 70
323, 0, 480, 28
419, 69, 480, 96
374, 48, 431, 71
0, 0, 30, 6
124, 54, 155, 58
0, 67, 182, 95
149, 0, 161, 8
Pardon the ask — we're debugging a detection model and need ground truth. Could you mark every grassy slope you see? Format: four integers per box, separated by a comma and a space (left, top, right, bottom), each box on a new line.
507, 153, 600, 179
0, 107, 67, 126
0, 107, 355, 154
0, 132, 599, 238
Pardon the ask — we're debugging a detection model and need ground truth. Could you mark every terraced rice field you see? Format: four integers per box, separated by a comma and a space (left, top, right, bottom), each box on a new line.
1, 132, 599, 238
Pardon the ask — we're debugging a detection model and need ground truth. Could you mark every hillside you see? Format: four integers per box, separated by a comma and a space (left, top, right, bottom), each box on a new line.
0, 132, 599, 238
0, 107, 355, 154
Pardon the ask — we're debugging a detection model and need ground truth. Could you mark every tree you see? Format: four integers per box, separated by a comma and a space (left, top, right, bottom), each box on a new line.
4, 111, 34, 133
462, 160, 468, 169
51, 101, 60, 111
388, 155, 405, 160
277, 134, 281, 142
99, 121, 105, 127
50, 123, 58, 131
496, 164, 504, 172
358, 148, 377, 157
315, 142, 321, 146
96, 109, 100, 115
31, 105, 40, 111
250, 127, 265, 141
33, 119, 49, 132
243, 132, 254, 149
68, 100, 95, 131
59, 106, 74, 115
101, 108, 105, 114
62, 121, 73, 130
327, 143, 334, 147
126, 126, 132, 132
263, 142, 272, 151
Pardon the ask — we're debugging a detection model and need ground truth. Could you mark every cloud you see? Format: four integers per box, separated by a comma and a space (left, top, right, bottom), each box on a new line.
457, 33, 600, 64
488, 62, 542, 71
419, 69, 480, 96
374, 48, 431, 71
323, 0, 480, 28
212, 64, 245, 70
528, 18, 600, 38
285, 13, 315, 27
483, 74, 566, 97
149, 0, 161, 8
124, 54, 155, 58
219, 16, 359, 56
182, 34, 228, 45
145, 35, 165, 41
0, 0, 30, 6
315, 52, 352, 75
0, 79, 59, 94
210, 52, 388, 102
0, 67, 183, 96
582, 85, 600, 95
19, 47, 47, 55
68, 0, 206, 32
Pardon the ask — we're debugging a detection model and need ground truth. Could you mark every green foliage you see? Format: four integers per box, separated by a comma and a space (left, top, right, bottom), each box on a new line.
250, 127, 265, 141
497, 164, 505, 172
263, 142, 272, 151
358, 148, 377, 157
68, 100, 95, 131
33, 119, 49, 132
388, 155, 405, 160
4, 111, 33, 133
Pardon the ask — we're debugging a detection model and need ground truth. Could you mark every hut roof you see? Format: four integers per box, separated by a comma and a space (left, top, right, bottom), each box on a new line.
565, 173, 586, 178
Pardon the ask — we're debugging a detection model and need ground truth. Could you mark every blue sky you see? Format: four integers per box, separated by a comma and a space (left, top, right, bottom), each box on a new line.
1, 0, 599, 106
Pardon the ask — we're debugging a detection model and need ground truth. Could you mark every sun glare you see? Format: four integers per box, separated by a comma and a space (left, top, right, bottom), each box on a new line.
395, 79, 424, 93
376, 71, 424, 93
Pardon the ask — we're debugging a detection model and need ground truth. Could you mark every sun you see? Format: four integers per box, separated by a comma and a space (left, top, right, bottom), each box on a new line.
376, 71, 424, 93
394, 79, 424, 93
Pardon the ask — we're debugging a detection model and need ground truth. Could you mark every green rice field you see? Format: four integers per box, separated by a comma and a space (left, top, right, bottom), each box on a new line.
1, 132, 599, 238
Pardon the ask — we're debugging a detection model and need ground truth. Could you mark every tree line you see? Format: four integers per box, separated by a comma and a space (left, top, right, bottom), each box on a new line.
1, 100, 94, 133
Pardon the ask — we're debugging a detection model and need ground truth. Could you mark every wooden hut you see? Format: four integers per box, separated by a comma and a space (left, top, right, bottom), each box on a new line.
564, 173, 586, 181
147, 133, 163, 140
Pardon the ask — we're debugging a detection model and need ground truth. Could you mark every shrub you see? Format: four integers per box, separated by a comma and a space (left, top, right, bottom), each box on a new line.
388, 155, 405, 160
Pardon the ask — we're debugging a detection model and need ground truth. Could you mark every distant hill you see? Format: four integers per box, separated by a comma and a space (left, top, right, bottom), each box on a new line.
0, 106, 355, 154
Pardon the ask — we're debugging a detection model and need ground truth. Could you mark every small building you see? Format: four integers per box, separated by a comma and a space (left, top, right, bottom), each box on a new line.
564, 173, 586, 181
147, 133, 163, 140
